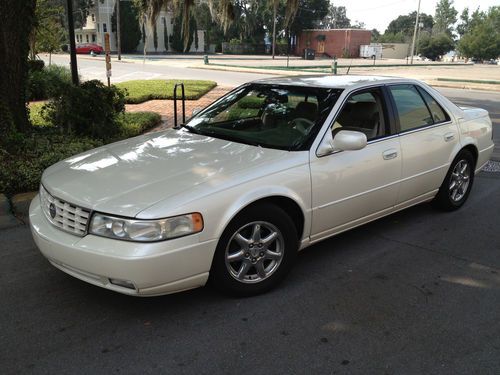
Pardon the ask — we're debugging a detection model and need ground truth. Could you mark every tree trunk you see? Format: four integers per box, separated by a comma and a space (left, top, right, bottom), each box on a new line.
0, 0, 36, 134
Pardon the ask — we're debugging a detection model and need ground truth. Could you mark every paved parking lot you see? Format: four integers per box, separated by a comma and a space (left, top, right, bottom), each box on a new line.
1, 172, 499, 374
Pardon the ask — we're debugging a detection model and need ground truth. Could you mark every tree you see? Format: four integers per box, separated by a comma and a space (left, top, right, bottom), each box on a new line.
322, 5, 350, 29
434, 0, 458, 36
134, 0, 302, 50
385, 12, 433, 38
0, 0, 37, 134
290, 0, 329, 35
458, 6, 500, 60
169, 5, 197, 52
111, 1, 142, 53
30, 0, 66, 59
418, 32, 454, 60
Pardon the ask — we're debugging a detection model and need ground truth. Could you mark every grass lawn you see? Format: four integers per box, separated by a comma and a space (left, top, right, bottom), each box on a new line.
116, 79, 217, 104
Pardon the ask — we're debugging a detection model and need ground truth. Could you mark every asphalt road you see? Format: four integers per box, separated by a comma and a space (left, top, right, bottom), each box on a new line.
1, 172, 500, 374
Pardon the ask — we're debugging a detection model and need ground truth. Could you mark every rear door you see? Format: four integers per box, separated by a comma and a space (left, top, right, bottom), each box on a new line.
387, 84, 458, 205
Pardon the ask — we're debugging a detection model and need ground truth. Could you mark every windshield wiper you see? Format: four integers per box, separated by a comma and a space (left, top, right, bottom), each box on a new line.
180, 124, 203, 135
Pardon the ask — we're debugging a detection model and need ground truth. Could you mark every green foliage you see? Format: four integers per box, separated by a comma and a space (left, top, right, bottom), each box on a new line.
0, 107, 162, 195
290, 0, 329, 35
385, 12, 434, 38
111, 1, 142, 53
0, 133, 103, 195
116, 79, 217, 103
458, 7, 500, 60
418, 33, 454, 60
153, 21, 158, 51
27, 65, 73, 101
376, 32, 407, 43
170, 5, 197, 52
163, 17, 169, 52
116, 112, 161, 138
322, 5, 350, 29
27, 59, 45, 72
30, 0, 66, 58
434, 0, 458, 36
43, 80, 126, 139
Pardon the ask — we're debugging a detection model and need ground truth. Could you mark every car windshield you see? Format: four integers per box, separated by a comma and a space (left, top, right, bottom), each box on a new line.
184, 84, 342, 151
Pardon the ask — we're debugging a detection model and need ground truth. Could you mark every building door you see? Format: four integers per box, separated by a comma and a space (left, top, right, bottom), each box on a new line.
317, 41, 325, 53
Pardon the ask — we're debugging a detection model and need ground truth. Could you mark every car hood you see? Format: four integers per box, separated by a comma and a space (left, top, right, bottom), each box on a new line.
42, 129, 289, 217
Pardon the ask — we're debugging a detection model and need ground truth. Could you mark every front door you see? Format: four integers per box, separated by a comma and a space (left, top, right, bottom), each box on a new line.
317, 41, 325, 54
310, 87, 401, 241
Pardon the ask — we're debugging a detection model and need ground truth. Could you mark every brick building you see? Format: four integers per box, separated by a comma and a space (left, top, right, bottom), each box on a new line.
295, 29, 372, 58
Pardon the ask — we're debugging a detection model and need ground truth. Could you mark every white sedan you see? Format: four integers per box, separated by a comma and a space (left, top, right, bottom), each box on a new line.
30, 76, 494, 296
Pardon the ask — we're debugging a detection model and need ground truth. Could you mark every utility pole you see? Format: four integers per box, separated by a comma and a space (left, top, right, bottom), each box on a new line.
116, 0, 121, 60
271, 1, 277, 59
410, 0, 421, 65
66, 0, 79, 85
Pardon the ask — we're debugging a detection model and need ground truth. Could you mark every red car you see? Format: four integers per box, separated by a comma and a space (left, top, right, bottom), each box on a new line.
75, 43, 104, 54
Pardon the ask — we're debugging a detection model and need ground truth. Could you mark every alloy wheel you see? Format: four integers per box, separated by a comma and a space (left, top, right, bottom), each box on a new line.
225, 221, 285, 284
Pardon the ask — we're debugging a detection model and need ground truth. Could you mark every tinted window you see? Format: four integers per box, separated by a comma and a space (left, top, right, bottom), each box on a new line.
332, 89, 388, 141
416, 87, 449, 124
389, 85, 433, 132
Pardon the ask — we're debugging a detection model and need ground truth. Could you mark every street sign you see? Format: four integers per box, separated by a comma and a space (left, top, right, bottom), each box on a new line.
104, 33, 112, 85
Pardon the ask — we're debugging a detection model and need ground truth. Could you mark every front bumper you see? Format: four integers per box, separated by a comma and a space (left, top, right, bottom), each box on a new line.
29, 196, 217, 296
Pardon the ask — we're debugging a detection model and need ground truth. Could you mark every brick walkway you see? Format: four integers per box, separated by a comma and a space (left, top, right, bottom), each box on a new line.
125, 86, 233, 132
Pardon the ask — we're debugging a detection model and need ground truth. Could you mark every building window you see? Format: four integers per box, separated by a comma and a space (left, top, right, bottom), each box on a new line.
103, 23, 107, 32
86, 34, 89, 43
91, 14, 95, 22
97, 23, 100, 32
92, 34, 96, 42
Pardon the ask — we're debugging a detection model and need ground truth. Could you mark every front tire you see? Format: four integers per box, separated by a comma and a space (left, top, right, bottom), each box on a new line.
210, 204, 298, 296
432, 149, 475, 211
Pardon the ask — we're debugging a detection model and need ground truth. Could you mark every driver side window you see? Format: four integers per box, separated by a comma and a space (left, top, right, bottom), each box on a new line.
332, 89, 388, 141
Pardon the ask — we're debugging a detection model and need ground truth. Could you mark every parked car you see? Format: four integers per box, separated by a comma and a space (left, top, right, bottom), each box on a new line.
30, 76, 494, 297
75, 43, 103, 54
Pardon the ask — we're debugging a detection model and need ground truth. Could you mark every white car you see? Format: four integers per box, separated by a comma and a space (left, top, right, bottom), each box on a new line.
30, 76, 494, 297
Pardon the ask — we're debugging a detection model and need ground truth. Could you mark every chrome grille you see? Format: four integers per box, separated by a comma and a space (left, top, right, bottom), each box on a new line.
40, 185, 90, 236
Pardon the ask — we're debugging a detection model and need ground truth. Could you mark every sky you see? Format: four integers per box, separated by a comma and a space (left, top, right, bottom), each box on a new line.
332, 0, 499, 32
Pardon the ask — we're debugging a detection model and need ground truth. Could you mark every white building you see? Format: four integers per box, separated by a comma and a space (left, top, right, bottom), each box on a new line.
74, 0, 205, 53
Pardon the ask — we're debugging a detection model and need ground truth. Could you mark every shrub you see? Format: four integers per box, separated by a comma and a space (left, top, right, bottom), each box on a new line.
27, 65, 73, 101
0, 133, 103, 195
117, 112, 162, 138
27, 59, 45, 72
43, 80, 126, 139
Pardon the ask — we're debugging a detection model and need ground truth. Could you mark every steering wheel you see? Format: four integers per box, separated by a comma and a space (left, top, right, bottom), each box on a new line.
289, 117, 314, 135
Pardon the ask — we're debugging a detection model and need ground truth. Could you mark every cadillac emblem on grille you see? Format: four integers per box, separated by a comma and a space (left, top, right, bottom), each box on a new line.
49, 203, 56, 219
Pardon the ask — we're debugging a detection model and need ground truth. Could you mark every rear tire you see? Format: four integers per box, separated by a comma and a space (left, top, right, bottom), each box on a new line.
209, 204, 298, 297
432, 149, 475, 211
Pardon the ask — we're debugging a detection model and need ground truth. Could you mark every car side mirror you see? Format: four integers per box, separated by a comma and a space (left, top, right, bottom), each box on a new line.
317, 130, 367, 157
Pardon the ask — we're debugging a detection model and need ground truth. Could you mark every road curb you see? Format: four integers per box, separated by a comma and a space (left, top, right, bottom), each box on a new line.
0, 194, 21, 230
11, 192, 37, 218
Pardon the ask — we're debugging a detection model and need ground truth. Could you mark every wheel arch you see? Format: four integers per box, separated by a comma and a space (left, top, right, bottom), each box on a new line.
214, 191, 309, 244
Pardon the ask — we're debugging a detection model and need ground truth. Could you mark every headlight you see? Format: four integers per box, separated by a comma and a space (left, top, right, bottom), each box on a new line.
89, 212, 203, 242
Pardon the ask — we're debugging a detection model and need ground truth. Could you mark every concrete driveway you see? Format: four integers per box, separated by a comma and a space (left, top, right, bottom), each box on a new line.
1, 172, 499, 374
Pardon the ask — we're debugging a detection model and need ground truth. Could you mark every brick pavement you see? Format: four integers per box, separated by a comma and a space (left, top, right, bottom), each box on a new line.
125, 86, 233, 132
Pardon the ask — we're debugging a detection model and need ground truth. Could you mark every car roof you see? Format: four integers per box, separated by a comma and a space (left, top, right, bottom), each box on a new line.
251, 75, 417, 90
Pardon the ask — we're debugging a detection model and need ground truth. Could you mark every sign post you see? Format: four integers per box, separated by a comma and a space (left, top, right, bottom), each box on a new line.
104, 33, 112, 86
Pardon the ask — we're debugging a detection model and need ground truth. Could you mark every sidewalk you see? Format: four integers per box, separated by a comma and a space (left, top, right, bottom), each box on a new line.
125, 86, 233, 131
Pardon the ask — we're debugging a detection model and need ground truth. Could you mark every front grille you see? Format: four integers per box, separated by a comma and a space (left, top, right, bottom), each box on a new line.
40, 185, 90, 236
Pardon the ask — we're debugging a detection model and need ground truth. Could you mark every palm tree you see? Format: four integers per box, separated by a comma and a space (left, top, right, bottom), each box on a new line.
134, 0, 300, 52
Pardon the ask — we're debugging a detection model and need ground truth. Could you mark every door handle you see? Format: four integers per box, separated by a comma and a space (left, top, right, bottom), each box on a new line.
382, 149, 398, 160
444, 132, 455, 142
